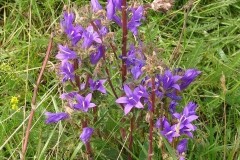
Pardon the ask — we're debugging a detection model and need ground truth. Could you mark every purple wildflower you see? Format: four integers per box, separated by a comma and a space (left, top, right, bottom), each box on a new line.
160, 70, 182, 91
89, 78, 107, 94
128, 6, 144, 35
107, 0, 122, 26
80, 127, 94, 144
180, 69, 201, 90
116, 84, 144, 115
82, 26, 102, 48
177, 139, 188, 160
45, 112, 69, 124
60, 12, 74, 32
91, 0, 102, 12
90, 45, 104, 64
59, 61, 75, 82
60, 92, 78, 100
169, 101, 178, 114
74, 93, 96, 112
60, 12, 83, 45
173, 102, 198, 137
56, 45, 77, 61
160, 117, 180, 142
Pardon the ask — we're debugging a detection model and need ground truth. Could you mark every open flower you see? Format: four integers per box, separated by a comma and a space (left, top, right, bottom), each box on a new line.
74, 93, 96, 112
56, 45, 77, 61
82, 26, 102, 49
80, 127, 94, 144
59, 61, 75, 82
128, 6, 144, 35
116, 84, 144, 115
89, 78, 107, 94
173, 102, 198, 137
45, 112, 69, 124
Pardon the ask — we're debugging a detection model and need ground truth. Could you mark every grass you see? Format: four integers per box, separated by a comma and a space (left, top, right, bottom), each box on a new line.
0, 0, 240, 159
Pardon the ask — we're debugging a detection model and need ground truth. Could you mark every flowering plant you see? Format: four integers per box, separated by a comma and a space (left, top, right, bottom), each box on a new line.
45, 0, 201, 159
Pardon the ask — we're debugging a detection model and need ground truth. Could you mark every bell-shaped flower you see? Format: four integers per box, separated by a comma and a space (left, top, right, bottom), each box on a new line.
74, 93, 96, 112
177, 139, 188, 160
82, 26, 102, 48
173, 102, 198, 137
80, 127, 94, 144
91, 0, 102, 12
60, 12, 83, 45
59, 61, 75, 82
160, 117, 180, 142
128, 6, 144, 35
45, 112, 69, 124
89, 78, 107, 94
160, 70, 182, 91
116, 84, 144, 115
56, 45, 77, 61
90, 45, 104, 64
180, 69, 201, 90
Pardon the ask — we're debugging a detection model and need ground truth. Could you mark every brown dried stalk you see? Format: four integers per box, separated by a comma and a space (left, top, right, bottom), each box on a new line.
121, 0, 128, 84
148, 76, 156, 160
21, 33, 53, 160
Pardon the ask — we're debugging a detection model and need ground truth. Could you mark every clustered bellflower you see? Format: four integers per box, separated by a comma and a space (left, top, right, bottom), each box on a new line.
43, 1, 201, 159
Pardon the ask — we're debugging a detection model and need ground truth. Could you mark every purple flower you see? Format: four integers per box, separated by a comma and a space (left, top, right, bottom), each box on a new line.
160, 117, 180, 142
128, 6, 144, 35
89, 78, 107, 94
60, 92, 78, 100
169, 101, 178, 114
45, 112, 69, 124
60, 12, 83, 45
131, 64, 143, 79
116, 84, 144, 115
173, 102, 198, 137
80, 127, 94, 144
82, 26, 102, 48
74, 93, 96, 112
180, 69, 201, 90
177, 139, 188, 160
160, 70, 182, 91
56, 45, 77, 61
59, 61, 75, 82
91, 0, 102, 12
60, 12, 74, 32
135, 85, 149, 99
90, 45, 104, 64
107, 0, 122, 26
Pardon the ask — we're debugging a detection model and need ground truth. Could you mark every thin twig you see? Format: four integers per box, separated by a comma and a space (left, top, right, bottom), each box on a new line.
21, 33, 54, 159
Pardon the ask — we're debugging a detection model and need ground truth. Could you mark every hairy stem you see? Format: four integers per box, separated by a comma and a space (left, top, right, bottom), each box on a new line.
121, 0, 128, 84
148, 76, 156, 160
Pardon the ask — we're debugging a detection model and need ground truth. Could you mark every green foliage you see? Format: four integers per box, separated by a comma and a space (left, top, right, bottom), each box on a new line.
0, 0, 240, 159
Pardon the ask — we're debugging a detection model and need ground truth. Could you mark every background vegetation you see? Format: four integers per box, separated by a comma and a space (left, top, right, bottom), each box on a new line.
0, 0, 240, 159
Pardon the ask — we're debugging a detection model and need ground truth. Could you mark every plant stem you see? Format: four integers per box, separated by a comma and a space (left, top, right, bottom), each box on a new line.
128, 116, 134, 160
148, 76, 155, 160
121, 0, 128, 84
21, 33, 53, 160
73, 59, 81, 91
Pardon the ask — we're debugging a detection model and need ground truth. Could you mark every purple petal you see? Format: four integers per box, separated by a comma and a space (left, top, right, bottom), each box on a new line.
80, 127, 94, 144
116, 97, 128, 103
123, 84, 132, 97
124, 104, 133, 115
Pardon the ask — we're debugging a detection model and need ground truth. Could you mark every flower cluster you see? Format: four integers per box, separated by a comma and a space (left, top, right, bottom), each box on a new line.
44, 1, 201, 159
